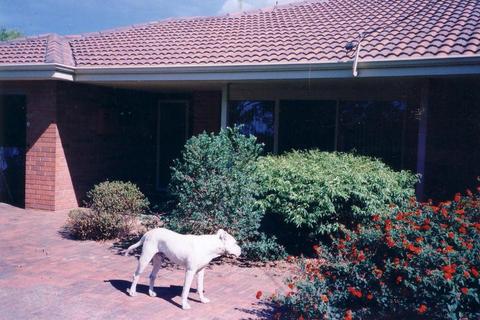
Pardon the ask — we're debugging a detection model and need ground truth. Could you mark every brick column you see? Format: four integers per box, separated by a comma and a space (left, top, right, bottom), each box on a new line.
24, 82, 77, 211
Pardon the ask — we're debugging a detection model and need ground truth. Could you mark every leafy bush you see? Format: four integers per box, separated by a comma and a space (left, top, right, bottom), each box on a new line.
86, 180, 150, 217
272, 189, 480, 319
66, 181, 150, 240
257, 150, 418, 252
168, 126, 285, 261
66, 208, 126, 240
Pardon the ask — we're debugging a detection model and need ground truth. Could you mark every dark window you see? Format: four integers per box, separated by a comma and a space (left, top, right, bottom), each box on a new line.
279, 100, 337, 153
228, 100, 274, 153
338, 100, 407, 169
157, 101, 188, 190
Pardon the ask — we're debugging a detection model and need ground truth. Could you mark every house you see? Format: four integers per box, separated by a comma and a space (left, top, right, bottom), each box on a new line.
0, 0, 479, 211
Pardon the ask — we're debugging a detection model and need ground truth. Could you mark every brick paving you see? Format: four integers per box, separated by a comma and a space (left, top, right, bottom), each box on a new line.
0, 203, 287, 320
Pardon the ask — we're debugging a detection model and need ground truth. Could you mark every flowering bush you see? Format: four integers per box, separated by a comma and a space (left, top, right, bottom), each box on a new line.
272, 189, 480, 319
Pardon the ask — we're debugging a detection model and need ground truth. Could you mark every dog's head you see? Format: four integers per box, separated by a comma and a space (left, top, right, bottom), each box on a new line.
217, 229, 241, 257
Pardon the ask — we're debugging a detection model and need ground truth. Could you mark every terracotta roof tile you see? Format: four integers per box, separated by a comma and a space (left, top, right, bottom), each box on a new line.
0, 37, 47, 64
0, 0, 479, 67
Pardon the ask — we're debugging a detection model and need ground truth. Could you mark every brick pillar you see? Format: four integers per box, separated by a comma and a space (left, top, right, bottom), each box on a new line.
25, 82, 77, 211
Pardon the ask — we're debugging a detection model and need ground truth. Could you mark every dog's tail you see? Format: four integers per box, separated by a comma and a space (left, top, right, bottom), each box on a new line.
124, 235, 145, 256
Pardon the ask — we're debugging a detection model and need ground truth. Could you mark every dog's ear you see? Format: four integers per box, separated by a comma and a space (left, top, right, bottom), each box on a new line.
217, 229, 227, 241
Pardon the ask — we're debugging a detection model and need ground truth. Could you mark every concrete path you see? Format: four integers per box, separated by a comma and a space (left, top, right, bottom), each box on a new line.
0, 203, 286, 320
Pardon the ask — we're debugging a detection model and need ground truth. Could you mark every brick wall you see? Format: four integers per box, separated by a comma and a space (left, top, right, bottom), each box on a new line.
0, 81, 222, 211
9, 81, 59, 210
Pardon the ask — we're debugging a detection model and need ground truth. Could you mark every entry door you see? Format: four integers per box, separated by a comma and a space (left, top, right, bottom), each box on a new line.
0, 95, 26, 207
156, 101, 189, 190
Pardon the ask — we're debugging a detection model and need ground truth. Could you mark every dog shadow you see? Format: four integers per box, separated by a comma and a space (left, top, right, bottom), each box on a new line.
106, 279, 200, 308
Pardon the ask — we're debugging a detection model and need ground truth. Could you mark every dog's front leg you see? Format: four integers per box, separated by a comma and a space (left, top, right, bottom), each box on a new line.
181, 269, 195, 310
197, 268, 210, 303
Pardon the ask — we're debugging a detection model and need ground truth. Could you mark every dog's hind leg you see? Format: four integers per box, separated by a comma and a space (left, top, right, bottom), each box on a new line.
197, 268, 210, 304
127, 247, 157, 297
148, 254, 163, 297
181, 269, 196, 310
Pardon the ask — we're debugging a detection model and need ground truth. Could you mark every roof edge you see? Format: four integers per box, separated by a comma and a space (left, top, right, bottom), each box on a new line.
0, 63, 75, 81
1, 55, 480, 82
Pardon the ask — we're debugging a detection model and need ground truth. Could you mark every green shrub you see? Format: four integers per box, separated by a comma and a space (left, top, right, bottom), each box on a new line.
257, 150, 418, 251
66, 208, 125, 240
86, 180, 150, 217
167, 126, 285, 261
66, 181, 150, 240
271, 190, 480, 319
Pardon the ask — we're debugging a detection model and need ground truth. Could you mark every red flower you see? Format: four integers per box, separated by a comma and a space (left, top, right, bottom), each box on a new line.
255, 291, 263, 299
367, 293, 373, 300
384, 219, 392, 232
441, 208, 448, 218
459, 226, 467, 234
461, 287, 469, 295
407, 244, 422, 255
454, 193, 461, 202
357, 250, 365, 262
288, 283, 295, 290
448, 232, 454, 239
466, 189, 473, 197
344, 310, 353, 320
420, 224, 431, 231
464, 271, 471, 278
321, 294, 329, 302
443, 264, 457, 280
298, 316, 305, 320
396, 276, 403, 284
386, 236, 395, 248
347, 287, 362, 298
372, 215, 380, 222
313, 244, 321, 254
471, 267, 479, 278
418, 304, 428, 314
431, 206, 440, 213
444, 245, 454, 253
442, 264, 457, 274
455, 209, 465, 215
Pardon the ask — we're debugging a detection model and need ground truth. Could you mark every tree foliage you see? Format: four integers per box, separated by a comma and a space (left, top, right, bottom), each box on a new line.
0, 27, 22, 41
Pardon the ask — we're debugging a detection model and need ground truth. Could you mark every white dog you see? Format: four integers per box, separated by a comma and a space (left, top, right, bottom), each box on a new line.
124, 228, 241, 310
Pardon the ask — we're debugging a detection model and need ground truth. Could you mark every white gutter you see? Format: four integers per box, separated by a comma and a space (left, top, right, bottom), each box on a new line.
0, 64, 75, 81
1, 55, 480, 82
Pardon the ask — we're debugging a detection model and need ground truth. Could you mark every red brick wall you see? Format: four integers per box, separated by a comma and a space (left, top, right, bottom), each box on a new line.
190, 91, 221, 135
0, 81, 60, 210
0, 82, 222, 211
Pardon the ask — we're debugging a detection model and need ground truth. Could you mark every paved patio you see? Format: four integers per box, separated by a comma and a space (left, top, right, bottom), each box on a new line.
0, 203, 286, 320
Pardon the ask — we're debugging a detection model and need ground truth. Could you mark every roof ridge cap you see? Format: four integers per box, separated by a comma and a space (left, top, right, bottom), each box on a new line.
45, 34, 75, 66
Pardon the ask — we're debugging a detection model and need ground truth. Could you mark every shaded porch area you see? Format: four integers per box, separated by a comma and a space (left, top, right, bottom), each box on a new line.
0, 75, 479, 210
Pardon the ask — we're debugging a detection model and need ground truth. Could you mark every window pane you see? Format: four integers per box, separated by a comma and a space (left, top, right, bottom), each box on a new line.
279, 100, 337, 153
228, 100, 274, 153
338, 100, 407, 169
